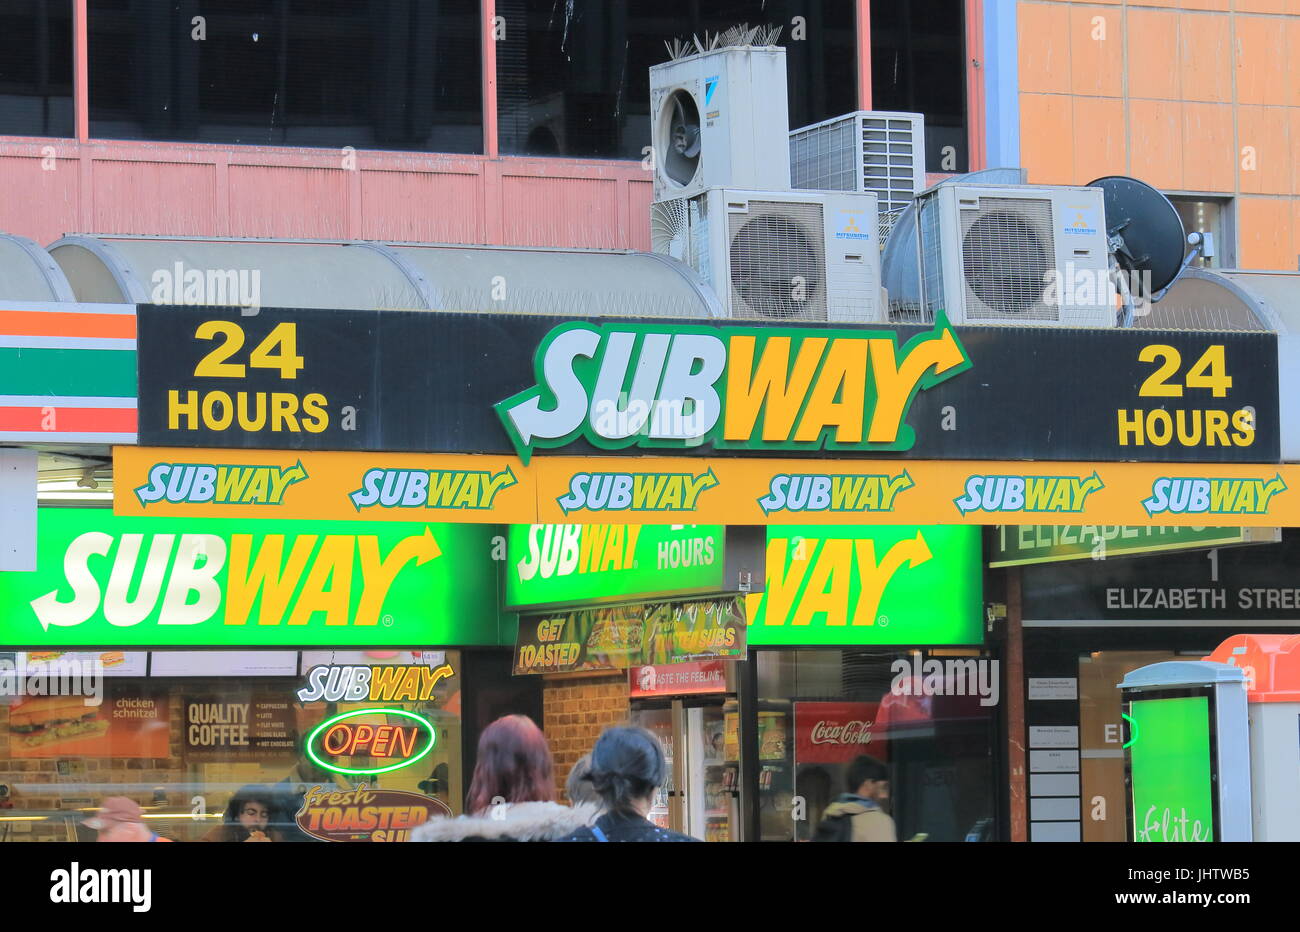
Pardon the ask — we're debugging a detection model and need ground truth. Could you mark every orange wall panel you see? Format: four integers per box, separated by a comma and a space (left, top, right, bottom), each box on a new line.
1072, 97, 1125, 182
227, 164, 349, 239
91, 159, 217, 236
1235, 16, 1289, 106
1020, 93, 1075, 184
1179, 13, 1233, 103
1237, 106, 1292, 195
1237, 0, 1290, 13
0, 154, 79, 247
1128, 99, 1184, 190
1181, 103, 1236, 192
1238, 197, 1293, 268
360, 170, 485, 244
1018, 2, 1073, 95
1287, 18, 1300, 106
1127, 8, 1181, 100
1069, 5, 1122, 97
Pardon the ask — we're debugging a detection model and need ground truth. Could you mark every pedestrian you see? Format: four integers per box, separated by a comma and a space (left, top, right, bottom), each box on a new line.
83, 797, 173, 842
557, 726, 699, 842
811, 754, 898, 842
411, 714, 598, 842
565, 753, 601, 807
200, 785, 289, 842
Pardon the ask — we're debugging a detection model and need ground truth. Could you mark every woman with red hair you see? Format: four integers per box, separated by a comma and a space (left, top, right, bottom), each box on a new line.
412, 715, 599, 842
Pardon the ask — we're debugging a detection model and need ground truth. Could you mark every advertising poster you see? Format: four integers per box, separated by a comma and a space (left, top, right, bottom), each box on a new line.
630, 660, 728, 698
1129, 696, 1215, 842
795, 701, 887, 764
17, 651, 147, 677
295, 785, 451, 842
183, 692, 300, 762
9, 684, 169, 759
513, 596, 746, 675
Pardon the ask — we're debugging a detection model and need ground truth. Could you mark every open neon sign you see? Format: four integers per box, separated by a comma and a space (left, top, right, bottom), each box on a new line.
305, 708, 436, 776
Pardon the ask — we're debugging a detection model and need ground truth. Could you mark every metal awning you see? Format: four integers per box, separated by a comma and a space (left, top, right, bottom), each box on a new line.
46, 234, 723, 318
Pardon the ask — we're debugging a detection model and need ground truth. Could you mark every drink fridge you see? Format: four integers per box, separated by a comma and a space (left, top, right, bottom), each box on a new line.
630, 697, 742, 841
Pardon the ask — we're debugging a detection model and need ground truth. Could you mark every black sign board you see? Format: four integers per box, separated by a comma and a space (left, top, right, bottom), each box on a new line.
137, 305, 1280, 462
1023, 529, 1300, 622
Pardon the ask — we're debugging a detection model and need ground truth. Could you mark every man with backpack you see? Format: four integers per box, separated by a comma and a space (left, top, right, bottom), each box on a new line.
812, 755, 897, 842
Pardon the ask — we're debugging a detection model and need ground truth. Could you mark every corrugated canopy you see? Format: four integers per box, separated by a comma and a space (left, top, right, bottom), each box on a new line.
0, 234, 75, 302
46, 234, 722, 319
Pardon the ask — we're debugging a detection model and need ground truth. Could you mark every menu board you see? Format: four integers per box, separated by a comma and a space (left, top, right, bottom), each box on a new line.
152, 651, 299, 677
183, 693, 300, 762
16, 651, 148, 677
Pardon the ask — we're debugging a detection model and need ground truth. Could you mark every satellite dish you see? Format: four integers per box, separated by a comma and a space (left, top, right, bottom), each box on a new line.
1087, 176, 1186, 295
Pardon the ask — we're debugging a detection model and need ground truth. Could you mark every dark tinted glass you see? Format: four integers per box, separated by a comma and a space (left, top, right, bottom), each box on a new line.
89, 0, 482, 152
0, 0, 74, 138
871, 0, 967, 173
497, 0, 856, 159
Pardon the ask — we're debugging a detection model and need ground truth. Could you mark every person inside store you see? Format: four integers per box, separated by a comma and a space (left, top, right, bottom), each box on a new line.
811, 754, 898, 842
84, 796, 173, 842
411, 714, 599, 842
201, 785, 290, 842
557, 726, 700, 843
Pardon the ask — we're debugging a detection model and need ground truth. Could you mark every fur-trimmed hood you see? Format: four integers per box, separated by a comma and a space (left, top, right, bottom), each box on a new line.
410, 801, 600, 842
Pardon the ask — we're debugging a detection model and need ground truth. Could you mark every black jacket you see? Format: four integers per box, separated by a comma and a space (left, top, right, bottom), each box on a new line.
558, 810, 700, 843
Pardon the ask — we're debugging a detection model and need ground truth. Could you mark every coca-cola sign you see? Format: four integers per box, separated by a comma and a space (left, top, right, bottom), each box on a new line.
795, 702, 887, 764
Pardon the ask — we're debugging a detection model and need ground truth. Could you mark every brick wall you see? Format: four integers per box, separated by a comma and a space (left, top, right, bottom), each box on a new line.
542, 673, 630, 800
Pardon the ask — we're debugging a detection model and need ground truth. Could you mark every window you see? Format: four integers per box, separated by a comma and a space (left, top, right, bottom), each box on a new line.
88, 0, 482, 152
496, 0, 857, 159
756, 648, 998, 842
0, 650, 464, 842
1170, 196, 1235, 270
0, 0, 73, 138
870, 0, 967, 174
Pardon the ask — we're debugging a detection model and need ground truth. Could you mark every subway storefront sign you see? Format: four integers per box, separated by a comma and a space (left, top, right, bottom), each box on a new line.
505, 524, 727, 610
747, 526, 983, 646
0, 509, 506, 646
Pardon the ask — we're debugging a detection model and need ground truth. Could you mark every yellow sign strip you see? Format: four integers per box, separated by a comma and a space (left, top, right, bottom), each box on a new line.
113, 447, 1300, 528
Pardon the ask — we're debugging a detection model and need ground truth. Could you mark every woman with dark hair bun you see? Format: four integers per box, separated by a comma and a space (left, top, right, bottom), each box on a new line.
557, 726, 699, 842
411, 714, 598, 842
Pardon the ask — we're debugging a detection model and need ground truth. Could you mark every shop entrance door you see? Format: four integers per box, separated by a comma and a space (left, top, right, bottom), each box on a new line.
630, 698, 741, 841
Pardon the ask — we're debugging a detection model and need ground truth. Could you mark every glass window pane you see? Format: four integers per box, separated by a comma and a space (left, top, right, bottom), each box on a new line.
757, 647, 998, 842
0, 0, 74, 138
88, 0, 482, 153
0, 649, 463, 842
870, 0, 967, 173
497, 0, 857, 159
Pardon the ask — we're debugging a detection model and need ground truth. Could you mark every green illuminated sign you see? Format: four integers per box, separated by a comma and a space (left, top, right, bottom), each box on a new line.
306, 708, 436, 776
747, 525, 983, 646
989, 525, 1278, 568
505, 524, 725, 609
0, 509, 508, 647
1129, 696, 1215, 842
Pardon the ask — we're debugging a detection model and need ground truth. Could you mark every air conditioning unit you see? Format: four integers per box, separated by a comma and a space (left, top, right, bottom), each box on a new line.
651, 188, 882, 323
790, 111, 926, 214
649, 45, 792, 202
915, 184, 1116, 327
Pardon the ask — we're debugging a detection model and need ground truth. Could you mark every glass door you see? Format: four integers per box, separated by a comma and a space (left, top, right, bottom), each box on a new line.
629, 703, 681, 832
683, 700, 741, 842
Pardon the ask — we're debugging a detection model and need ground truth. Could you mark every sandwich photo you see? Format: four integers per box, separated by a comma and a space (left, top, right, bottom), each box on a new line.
9, 696, 109, 750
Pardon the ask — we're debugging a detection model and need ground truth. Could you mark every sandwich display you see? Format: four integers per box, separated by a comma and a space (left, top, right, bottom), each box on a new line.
9, 696, 109, 750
